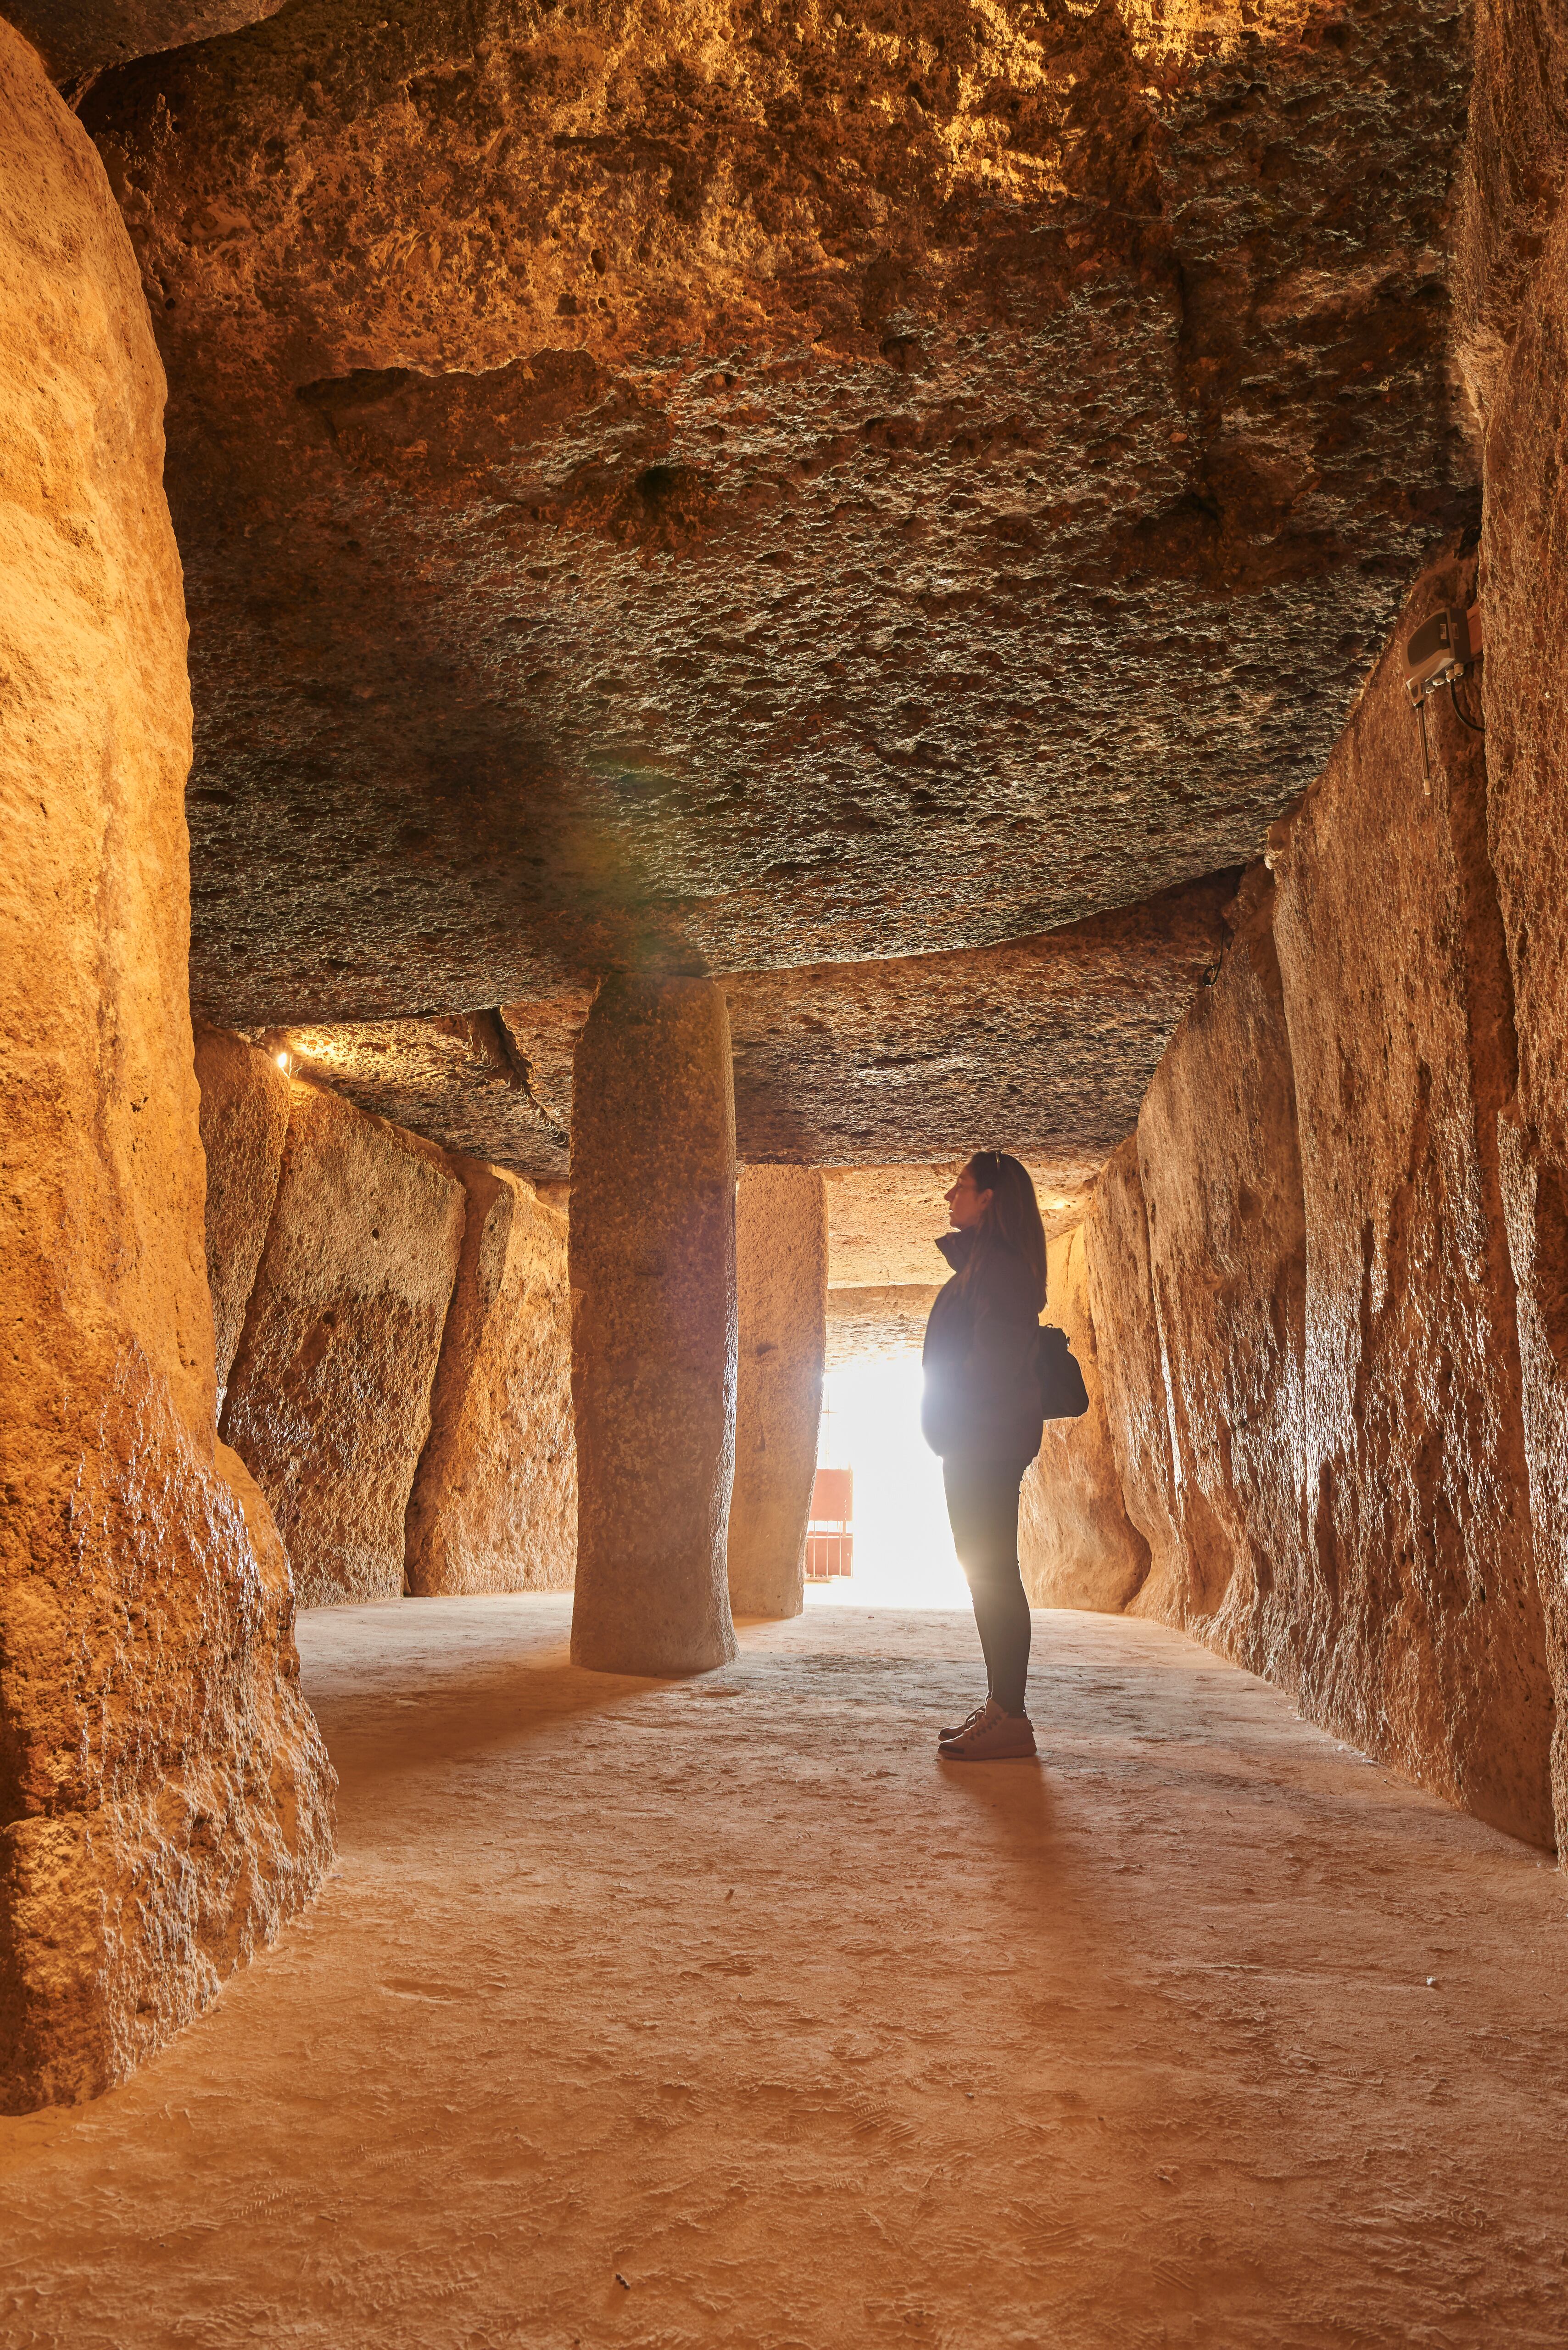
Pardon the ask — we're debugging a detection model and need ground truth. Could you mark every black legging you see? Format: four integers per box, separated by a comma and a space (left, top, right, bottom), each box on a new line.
943, 1455, 1033, 1717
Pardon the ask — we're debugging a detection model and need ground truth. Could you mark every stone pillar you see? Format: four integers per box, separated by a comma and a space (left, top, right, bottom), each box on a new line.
728, 1168, 828, 1619
0, 32, 332, 2114
569, 978, 739, 1674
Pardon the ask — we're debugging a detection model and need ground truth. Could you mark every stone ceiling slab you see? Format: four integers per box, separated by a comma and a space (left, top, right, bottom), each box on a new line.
277, 1012, 571, 1179
81, 0, 1476, 1026
5, 1, 288, 80
724, 870, 1230, 1161
286, 869, 1225, 1175
824, 1166, 1093, 1287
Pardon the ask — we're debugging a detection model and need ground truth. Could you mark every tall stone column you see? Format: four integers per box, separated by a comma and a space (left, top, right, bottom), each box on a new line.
569, 978, 739, 1673
728, 1168, 828, 1619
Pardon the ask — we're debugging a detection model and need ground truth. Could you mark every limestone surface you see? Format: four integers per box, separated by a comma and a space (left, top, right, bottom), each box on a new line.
1083, 1138, 1184, 1596
81, 0, 1475, 1024
222, 1083, 466, 1607
194, 1022, 290, 1407
6, 0, 288, 78
1456, 0, 1568, 1841
725, 879, 1230, 1164
291, 878, 1220, 1178
405, 1161, 575, 1597
1019, 1226, 1149, 1614
1263, 553, 1552, 1846
1130, 869, 1307, 1632
0, 31, 331, 2114
569, 978, 739, 1674
1088, 552, 1556, 1847
280, 1013, 569, 1182
825, 1285, 941, 1371
824, 1165, 1093, 1287
728, 1169, 827, 1620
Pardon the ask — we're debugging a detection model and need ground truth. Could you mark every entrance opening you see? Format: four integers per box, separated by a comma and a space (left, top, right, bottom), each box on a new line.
804, 1359, 967, 1607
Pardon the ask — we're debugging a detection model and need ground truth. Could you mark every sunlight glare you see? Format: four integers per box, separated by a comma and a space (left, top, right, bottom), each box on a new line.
806, 1357, 969, 1609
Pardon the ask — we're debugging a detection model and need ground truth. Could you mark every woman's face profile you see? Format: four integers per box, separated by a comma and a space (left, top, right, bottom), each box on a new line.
945, 1164, 994, 1230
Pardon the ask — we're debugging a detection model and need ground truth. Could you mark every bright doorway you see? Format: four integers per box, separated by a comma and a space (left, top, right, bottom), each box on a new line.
805, 1358, 968, 1608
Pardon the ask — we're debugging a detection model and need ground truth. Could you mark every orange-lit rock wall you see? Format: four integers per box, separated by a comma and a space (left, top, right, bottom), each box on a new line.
1457, 0, 1568, 1840
220, 1085, 466, 1607
194, 1021, 289, 1408
1086, 547, 1557, 1845
0, 33, 332, 2112
1019, 1227, 1150, 1614
405, 1159, 575, 1597
197, 1038, 579, 1606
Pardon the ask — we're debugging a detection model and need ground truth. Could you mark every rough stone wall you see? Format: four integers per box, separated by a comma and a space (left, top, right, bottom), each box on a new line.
1086, 550, 1556, 1847
221, 1083, 466, 1607
1019, 1227, 1150, 1615
1455, 0, 1568, 1841
1130, 870, 1307, 1641
0, 31, 331, 2112
728, 1169, 827, 1621
405, 1160, 575, 1597
193, 1022, 290, 1407
1083, 1139, 1185, 1601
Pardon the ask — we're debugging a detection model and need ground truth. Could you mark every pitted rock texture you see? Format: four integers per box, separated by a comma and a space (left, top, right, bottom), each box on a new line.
194, 1023, 290, 1406
280, 1013, 570, 1181
1083, 1135, 1184, 1587
82, 0, 1474, 1023
405, 1160, 574, 1596
824, 1164, 1093, 1287
1128, 867, 1306, 1630
1261, 554, 1551, 1844
724, 878, 1230, 1163
293, 878, 1220, 1177
825, 1283, 940, 1370
0, 34, 331, 2115
569, 978, 739, 1675
1455, 0, 1568, 1839
222, 1083, 467, 1607
1019, 1225, 1149, 1613
1090, 552, 1556, 1847
728, 1168, 827, 1620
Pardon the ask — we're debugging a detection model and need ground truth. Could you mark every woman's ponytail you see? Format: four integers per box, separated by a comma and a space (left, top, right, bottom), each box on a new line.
966, 1151, 1047, 1314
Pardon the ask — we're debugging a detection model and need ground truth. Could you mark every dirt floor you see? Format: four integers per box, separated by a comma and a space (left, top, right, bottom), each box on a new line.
4, 1596, 1568, 2349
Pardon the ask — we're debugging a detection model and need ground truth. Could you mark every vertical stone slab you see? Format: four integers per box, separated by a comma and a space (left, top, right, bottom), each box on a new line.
405, 1159, 575, 1595
1265, 553, 1553, 1846
1019, 1224, 1150, 1614
193, 1021, 290, 1410
569, 978, 739, 1675
0, 30, 332, 2113
728, 1167, 827, 1620
1133, 871, 1310, 1648
222, 1085, 466, 1606
1083, 1137, 1184, 1606
1456, 17, 1568, 1837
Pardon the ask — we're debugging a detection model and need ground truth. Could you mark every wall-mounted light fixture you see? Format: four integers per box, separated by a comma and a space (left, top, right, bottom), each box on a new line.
1406, 602, 1484, 790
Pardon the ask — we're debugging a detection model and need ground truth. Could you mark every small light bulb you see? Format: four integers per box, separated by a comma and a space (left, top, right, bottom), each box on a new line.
276, 1051, 289, 1070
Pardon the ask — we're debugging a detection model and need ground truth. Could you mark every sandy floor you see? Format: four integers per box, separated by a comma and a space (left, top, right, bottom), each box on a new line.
4, 1597, 1568, 2349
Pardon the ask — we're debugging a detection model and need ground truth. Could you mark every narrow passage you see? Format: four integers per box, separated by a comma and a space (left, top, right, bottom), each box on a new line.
3, 1599, 1565, 2348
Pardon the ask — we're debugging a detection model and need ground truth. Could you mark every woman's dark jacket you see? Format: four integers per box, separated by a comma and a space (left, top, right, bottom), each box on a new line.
921, 1229, 1045, 1465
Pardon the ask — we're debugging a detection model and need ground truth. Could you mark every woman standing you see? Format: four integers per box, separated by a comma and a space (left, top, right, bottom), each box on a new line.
921, 1152, 1047, 1762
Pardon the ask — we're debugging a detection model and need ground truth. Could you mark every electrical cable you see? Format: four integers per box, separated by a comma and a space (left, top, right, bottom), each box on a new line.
1447, 674, 1485, 735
